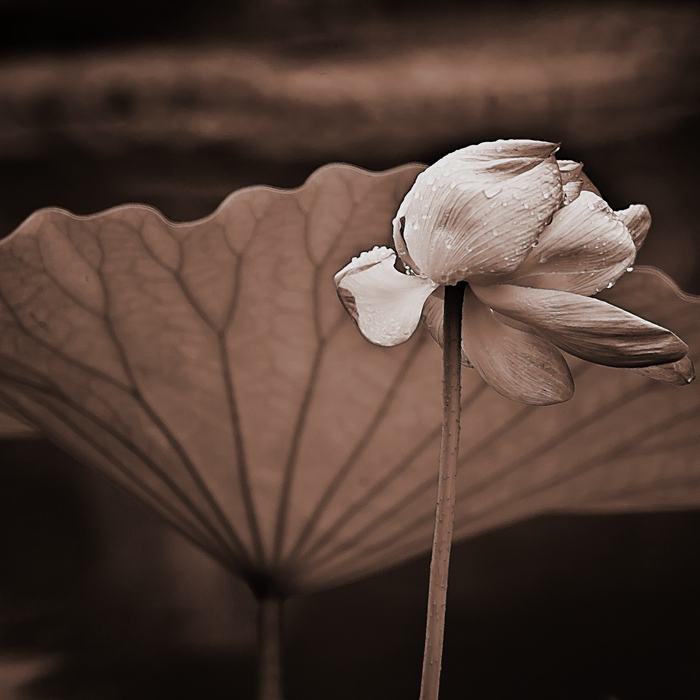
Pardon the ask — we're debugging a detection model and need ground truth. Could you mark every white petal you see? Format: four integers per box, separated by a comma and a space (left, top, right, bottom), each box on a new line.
393, 140, 564, 285
335, 247, 438, 346
473, 283, 689, 367
462, 288, 574, 405
509, 191, 637, 296
617, 203, 651, 251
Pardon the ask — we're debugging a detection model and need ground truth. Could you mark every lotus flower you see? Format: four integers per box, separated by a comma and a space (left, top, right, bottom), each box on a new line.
335, 140, 694, 405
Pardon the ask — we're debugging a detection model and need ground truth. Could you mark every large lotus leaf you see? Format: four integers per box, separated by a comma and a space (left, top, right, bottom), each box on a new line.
0, 164, 698, 594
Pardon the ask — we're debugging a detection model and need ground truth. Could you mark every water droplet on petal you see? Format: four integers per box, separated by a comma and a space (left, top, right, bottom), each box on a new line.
484, 185, 502, 199
531, 240, 539, 248
627, 266, 634, 272
606, 282, 614, 289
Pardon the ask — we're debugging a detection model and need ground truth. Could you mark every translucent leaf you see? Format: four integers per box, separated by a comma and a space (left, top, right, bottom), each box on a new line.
1, 165, 698, 594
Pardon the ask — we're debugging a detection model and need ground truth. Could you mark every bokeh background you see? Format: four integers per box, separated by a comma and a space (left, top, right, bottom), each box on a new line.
1, 1, 699, 698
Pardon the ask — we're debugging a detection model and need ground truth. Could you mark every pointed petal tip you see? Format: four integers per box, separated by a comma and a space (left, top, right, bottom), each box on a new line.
630, 355, 695, 386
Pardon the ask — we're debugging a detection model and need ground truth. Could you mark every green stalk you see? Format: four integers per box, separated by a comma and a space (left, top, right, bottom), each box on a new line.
419, 281, 465, 700
256, 596, 284, 700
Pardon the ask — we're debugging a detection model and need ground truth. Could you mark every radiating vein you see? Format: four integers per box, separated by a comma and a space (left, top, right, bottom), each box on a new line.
218, 232, 266, 565
303, 365, 688, 573
287, 335, 430, 565
0, 381, 237, 571
93, 253, 253, 562
274, 185, 365, 563
295, 376, 487, 568
312, 399, 700, 582
0, 363, 242, 561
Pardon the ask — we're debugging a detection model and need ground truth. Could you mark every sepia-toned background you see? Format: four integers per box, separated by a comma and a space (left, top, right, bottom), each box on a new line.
1, 1, 699, 698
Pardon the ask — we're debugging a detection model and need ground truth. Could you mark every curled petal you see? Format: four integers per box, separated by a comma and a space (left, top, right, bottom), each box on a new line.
510, 190, 636, 295
472, 283, 688, 367
462, 288, 574, 405
334, 246, 438, 346
421, 291, 473, 367
628, 355, 695, 385
393, 139, 564, 285
616, 203, 651, 251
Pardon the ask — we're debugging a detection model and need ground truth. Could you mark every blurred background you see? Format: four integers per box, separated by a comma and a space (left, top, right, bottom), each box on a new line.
1, 1, 700, 698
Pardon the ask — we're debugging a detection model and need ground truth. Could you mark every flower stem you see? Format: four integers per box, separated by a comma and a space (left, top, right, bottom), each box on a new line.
419, 281, 465, 700
256, 596, 284, 700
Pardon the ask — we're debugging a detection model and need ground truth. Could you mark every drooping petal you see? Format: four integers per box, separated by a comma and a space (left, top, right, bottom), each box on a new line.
461, 287, 574, 405
472, 283, 688, 367
334, 246, 438, 346
393, 140, 565, 285
508, 190, 637, 295
421, 291, 473, 367
616, 203, 651, 251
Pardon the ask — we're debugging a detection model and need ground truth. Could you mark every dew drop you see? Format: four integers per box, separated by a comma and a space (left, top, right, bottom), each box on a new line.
484, 185, 502, 199
606, 281, 614, 289
587, 202, 596, 210
543, 191, 550, 199
626, 265, 634, 272
531, 240, 539, 248
523, 202, 529, 209
502, 201, 508, 207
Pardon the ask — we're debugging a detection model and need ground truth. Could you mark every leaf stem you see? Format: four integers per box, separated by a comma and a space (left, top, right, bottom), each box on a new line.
419, 281, 465, 700
256, 596, 284, 700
